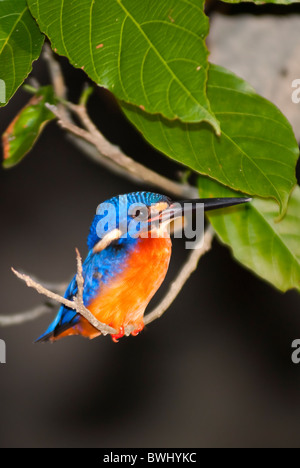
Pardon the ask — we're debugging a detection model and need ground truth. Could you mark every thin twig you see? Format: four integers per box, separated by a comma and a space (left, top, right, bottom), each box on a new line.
0, 274, 68, 327
10, 252, 116, 336
43, 43, 67, 101
72, 249, 114, 335
143, 226, 214, 326
41, 44, 198, 199
16, 272, 68, 295
66, 134, 153, 184
47, 102, 198, 199
11, 268, 78, 310
0, 304, 53, 327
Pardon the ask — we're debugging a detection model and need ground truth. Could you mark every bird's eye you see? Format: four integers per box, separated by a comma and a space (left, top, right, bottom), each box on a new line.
131, 206, 149, 219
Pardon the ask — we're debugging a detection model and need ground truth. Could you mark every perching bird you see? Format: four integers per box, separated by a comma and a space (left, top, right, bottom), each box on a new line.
36, 191, 250, 343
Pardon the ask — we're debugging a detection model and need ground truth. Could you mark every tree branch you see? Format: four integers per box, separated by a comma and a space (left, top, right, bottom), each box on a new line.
10, 251, 116, 336
41, 44, 198, 199
143, 226, 214, 327
0, 304, 54, 327
46, 101, 198, 199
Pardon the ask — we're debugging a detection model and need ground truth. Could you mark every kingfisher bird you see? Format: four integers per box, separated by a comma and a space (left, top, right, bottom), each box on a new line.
36, 191, 250, 343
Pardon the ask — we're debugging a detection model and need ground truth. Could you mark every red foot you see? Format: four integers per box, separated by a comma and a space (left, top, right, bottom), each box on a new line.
131, 323, 145, 337
111, 326, 125, 343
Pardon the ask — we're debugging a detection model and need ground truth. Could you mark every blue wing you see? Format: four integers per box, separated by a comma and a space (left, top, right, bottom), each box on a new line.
35, 250, 99, 342
35, 241, 134, 342
34, 275, 79, 342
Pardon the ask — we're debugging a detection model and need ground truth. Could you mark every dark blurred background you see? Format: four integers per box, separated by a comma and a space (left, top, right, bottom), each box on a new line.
1, 2, 300, 448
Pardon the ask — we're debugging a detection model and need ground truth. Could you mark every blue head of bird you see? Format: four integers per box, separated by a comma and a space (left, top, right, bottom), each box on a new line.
87, 191, 251, 253
87, 191, 173, 252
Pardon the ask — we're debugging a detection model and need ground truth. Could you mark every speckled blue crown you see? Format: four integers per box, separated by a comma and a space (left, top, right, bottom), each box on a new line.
87, 192, 171, 249
99, 191, 171, 210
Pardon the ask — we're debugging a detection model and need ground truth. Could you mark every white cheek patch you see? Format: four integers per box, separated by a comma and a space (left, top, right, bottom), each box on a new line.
150, 202, 169, 216
93, 228, 122, 253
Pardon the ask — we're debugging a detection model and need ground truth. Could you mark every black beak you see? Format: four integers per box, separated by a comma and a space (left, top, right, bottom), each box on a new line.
176, 197, 251, 212
160, 197, 252, 221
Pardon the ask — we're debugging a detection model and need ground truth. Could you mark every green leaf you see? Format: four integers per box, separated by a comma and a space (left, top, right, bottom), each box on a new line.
2, 86, 56, 168
0, 0, 44, 107
198, 176, 300, 293
122, 64, 299, 215
27, 0, 219, 132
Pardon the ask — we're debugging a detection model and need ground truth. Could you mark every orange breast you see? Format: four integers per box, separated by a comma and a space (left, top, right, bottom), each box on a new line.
89, 236, 172, 331
58, 236, 172, 340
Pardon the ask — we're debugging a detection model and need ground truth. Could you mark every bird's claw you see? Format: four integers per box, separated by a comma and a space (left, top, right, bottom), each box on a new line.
111, 322, 144, 342
131, 323, 144, 337
111, 326, 125, 343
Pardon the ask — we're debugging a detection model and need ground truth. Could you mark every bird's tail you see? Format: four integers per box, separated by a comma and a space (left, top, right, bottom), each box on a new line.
35, 330, 55, 343
35, 321, 58, 343
34, 307, 79, 343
